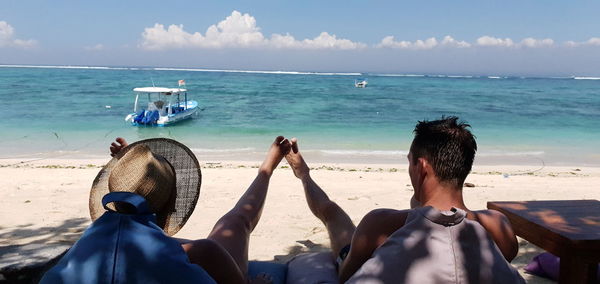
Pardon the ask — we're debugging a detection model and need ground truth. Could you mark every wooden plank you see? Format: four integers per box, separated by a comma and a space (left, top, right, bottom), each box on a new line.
502, 200, 599, 206
488, 200, 600, 283
489, 200, 599, 213
489, 200, 600, 210
488, 201, 600, 241
492, 206, 571, 256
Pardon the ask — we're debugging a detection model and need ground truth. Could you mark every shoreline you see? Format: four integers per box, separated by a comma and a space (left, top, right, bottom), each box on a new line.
1, 157, 598, 175
2, 147, 599, 168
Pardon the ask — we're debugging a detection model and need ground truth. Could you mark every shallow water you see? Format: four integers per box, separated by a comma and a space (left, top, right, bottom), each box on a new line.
1, 66, 599, 165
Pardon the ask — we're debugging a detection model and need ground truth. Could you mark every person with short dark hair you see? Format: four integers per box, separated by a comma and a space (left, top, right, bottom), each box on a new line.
409, 116, 477, 189
286, 117, 524, 283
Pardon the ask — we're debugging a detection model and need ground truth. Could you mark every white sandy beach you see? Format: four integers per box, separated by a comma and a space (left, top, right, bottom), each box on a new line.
1, 157, 599, 283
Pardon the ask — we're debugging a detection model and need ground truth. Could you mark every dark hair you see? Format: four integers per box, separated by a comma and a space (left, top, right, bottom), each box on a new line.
410, 116, 477, 187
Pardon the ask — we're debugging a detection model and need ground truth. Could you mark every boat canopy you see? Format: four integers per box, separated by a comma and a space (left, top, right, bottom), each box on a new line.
133, 87, 187, 94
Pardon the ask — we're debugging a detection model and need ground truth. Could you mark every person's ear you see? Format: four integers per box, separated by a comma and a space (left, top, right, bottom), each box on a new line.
421, 158, 433, 172
415, 157, 428, 184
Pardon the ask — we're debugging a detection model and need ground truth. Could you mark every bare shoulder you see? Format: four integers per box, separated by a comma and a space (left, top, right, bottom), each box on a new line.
339, 208, 412, 281
356, 208, 411, 246
362, 208, 411, 228
364, 208, 410, 220
472, 209, 511, 229
471, 209, 518, 261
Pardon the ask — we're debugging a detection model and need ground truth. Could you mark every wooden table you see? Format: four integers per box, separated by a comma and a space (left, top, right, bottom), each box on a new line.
487, 200, 600, 284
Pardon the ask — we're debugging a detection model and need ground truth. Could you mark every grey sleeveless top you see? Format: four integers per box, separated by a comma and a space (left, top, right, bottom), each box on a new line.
346, 206, 525, 284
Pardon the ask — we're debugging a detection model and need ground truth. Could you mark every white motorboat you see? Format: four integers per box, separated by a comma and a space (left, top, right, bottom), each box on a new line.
125, 84, 198, 126
355, 78, 368, 88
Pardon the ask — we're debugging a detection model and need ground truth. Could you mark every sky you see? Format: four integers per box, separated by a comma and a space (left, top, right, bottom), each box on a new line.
1, 0, 600, 76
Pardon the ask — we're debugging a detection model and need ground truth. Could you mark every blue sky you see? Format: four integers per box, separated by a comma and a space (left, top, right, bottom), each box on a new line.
1, 0, 600, 75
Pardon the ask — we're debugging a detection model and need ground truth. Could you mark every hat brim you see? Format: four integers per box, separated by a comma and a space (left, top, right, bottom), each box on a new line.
90, 138, 201, 236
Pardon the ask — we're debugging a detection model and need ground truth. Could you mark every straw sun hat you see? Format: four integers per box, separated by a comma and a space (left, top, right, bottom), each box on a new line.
89, 138, 201, 236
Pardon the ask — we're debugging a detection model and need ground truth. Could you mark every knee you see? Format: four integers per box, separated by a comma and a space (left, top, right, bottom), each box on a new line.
183, 239, 221, 263
216, 212, 253, 234
318, 201, 343, 222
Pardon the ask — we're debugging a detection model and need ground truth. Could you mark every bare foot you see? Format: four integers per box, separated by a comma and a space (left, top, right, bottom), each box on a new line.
109, 137, 129, 157
249, 273, 273, 284
259, 136, 291, 176
285, 138, 310, 180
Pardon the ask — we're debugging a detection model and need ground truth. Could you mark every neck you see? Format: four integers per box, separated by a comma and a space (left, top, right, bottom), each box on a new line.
420, 183, 467, 211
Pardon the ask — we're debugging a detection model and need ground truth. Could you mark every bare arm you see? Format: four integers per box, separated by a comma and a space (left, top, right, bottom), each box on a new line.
474, 209, 519, 262
338, 209, 409, 282
182, 239, 246, 284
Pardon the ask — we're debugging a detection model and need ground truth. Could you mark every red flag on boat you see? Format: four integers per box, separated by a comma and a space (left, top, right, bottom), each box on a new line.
178, 80, 186, 86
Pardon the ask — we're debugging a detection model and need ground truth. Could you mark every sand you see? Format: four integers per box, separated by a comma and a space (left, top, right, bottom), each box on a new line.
1, 157, 599, 283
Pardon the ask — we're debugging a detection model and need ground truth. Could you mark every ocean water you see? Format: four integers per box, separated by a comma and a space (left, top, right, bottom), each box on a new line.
1, 65, 599, 166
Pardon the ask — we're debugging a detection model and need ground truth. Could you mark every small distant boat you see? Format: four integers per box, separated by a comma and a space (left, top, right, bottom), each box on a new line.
125, 82, 198, 126
355, 78, 368, 88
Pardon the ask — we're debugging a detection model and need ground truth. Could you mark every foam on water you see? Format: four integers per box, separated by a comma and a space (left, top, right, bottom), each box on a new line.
0, 64, 130, 70
4, 65, 600, 80
477, 151, 545, 157
320, 149, 408, 156
372, 74, 426, 77
573, 76, 600, 80
154, 67, 361, 76
190, 147, 256, 153
0, 64, 361, 76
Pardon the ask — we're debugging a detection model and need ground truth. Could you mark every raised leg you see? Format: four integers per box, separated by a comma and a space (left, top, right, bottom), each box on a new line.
205, 136, 290, 275
286, 138, 356, 257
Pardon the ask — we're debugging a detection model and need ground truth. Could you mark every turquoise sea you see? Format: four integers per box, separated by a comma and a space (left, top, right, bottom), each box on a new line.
1, 65, 599, 165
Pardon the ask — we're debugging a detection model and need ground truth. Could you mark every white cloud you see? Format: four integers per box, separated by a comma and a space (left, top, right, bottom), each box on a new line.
589, 37, 600, 45
376, 36, 437, 49
441, 36, 471, 48
140, 11, 364, 50
414, 38, 438, 49
269, 33, 299, 48
268, 32, 365, 50
476, 36, 515, 47
378, 35, 556, 49
299, 32, 366, 50
476, 36, 555, 48
141, 24, 204, 50
565, 40, 577, 47
377, 36, 410, 49
0, 21, 36, 48
139, 13, 596, 52
565, 37, 600, 47
376, 35, 470, 49
203, 10, 265, 48
519, 37, 554, 48
84, 44, 105, 51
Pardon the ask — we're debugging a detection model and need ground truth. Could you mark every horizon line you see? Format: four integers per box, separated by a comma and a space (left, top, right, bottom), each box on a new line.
1, 64, 599, 80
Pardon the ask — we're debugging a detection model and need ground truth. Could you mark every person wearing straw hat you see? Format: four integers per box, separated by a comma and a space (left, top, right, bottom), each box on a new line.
42, 136, 291, 284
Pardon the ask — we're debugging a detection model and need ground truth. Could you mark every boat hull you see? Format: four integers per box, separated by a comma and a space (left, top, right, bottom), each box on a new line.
126, 101, 199, 126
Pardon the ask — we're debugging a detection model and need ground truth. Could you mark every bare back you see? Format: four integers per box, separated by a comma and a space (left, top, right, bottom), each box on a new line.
468, 209, 519, 261
339, 207, 518, 282
344, 207, 524, 284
